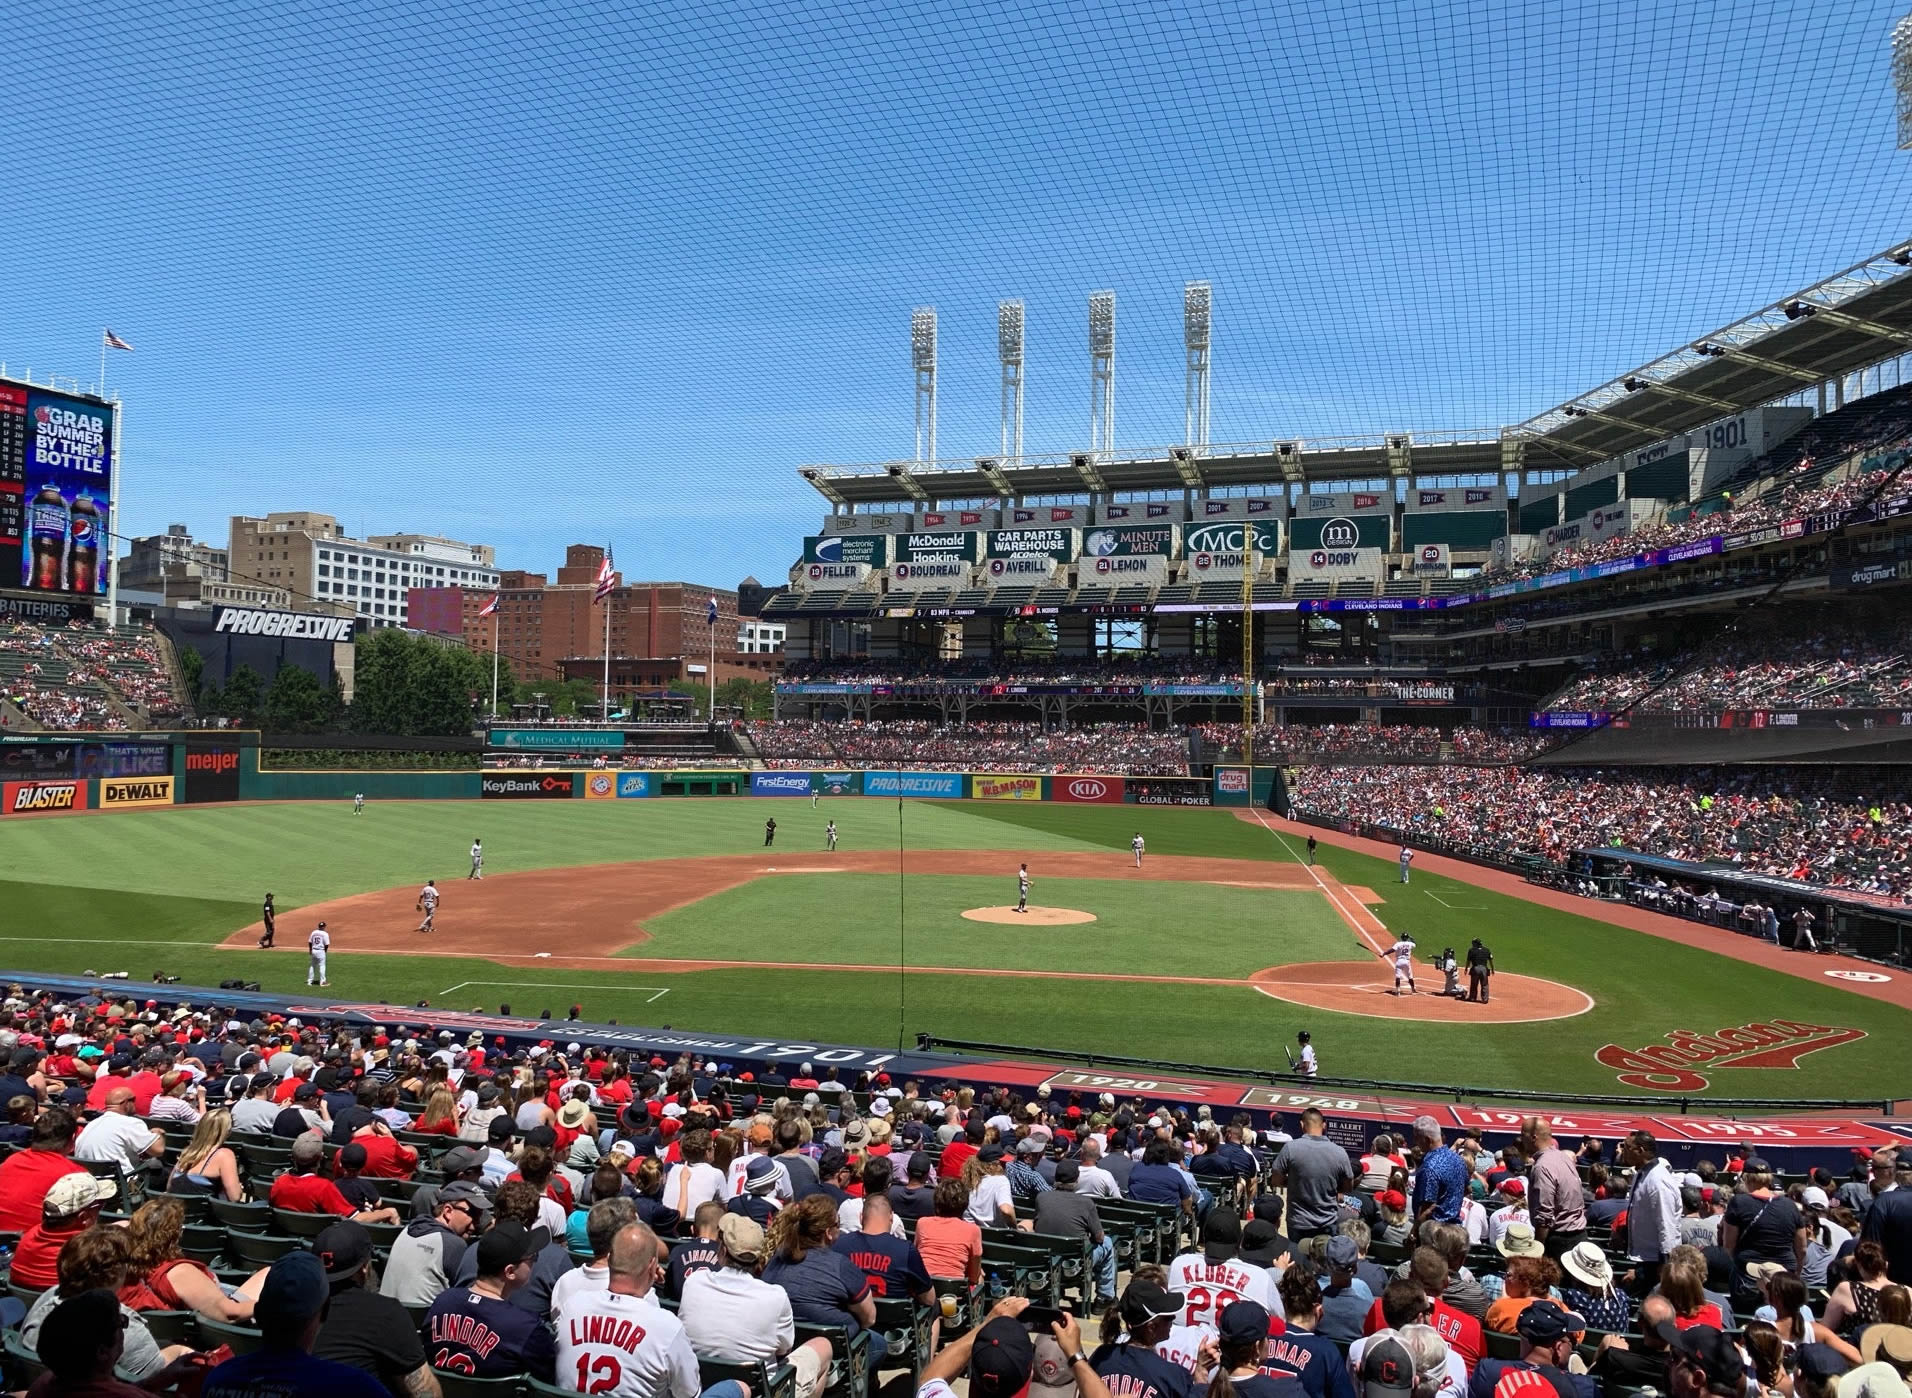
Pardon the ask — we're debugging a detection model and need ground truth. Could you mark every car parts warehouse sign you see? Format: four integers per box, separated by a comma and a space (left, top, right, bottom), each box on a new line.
986, 528, 1078, 561
214, 607, 356, 642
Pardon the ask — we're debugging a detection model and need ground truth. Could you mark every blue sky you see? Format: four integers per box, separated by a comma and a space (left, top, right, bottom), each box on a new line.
3, 0, 1907, 588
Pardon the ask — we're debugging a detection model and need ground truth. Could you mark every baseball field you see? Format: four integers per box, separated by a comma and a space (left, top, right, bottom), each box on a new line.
0, 794, 1904, 1102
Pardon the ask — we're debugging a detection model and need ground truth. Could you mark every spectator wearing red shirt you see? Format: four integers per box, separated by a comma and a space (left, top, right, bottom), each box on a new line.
940, 1119, 983, 1181
84, 1056, 136, 1111
348, 1120, 419, 1179
12, 1172, 120, 1289
1362, 1248, 1484, 1373
124, 1053, 169, 1116
273, 1058, 316, 1104
268, 1135, 400, 1224
0, 1106, 89, 1232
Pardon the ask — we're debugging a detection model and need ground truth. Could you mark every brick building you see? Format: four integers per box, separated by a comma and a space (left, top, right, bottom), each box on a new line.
410, 545, 775, 684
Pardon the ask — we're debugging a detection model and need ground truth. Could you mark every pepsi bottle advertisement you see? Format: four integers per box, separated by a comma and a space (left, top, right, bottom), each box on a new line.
0, 381, 114, 596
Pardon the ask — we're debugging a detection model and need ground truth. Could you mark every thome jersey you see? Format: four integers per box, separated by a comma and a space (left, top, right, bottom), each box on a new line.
1165, 1253, 1282, 1331
1386, 939, 1416, 966
557, 1291, 698, 1398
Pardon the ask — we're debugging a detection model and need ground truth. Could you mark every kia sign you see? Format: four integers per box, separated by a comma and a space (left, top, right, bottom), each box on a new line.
750, 772, 813, 797
1053, 775, 1124, 804
482, 773, 575, 799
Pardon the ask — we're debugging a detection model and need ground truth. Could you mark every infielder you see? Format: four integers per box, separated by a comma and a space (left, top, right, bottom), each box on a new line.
1381, 934, 1418, 995
764, 817, 777, 848
824, 820, 838, 851
468, 838, 483, 880
258, 892, 276, 949
1398, 844, 1414, 884
1016, 863, 1030, 913
307, 921, 331, 987
416, 879, 439, 933
1132, 832, 1145, 868
353, 792, 364, 815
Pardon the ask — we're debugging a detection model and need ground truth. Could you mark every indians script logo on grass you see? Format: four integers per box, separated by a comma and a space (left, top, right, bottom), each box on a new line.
1595, 1020, 1868, 1092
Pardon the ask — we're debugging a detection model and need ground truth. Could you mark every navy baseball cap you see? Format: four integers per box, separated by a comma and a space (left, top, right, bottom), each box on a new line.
1517, 1300, 1586, 1343
968, 1317, 1035, 1398
1218, 1300, 1273, 1346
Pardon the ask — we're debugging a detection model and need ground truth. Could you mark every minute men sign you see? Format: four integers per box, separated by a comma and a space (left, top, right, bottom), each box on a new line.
213, 607, 357, 642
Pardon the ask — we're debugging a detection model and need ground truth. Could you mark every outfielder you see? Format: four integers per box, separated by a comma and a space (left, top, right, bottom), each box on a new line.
824, 820, 837, 851
1398, 844, 1414, 884
1016, 863, 1030, 913
307, 921, 330, 987
1381, 934, 1418, 995
353, 792, 364, 815
1132, 832, 1145, 868
468, 838, 483, 880
416, 879, 439, 933
811, 789, 819, 809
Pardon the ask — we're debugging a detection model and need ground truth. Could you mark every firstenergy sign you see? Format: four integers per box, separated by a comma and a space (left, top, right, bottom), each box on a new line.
214, 607, 356, 642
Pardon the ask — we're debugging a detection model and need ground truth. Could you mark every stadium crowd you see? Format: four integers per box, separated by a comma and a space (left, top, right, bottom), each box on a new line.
0, 989, 1909, 1398
1543, 619, 1912, 716
1489, 463, 1905, 584
749, 719, 1193, 775
0, 623, 182, 731
1290, 764, 1912, 900
777, 657, 1239, 687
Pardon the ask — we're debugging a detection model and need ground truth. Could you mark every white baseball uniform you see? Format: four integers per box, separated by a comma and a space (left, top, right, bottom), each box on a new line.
1297, 1043, 1318, 1077
469, 842, 483, 879
1017, 869, 1030, 911
825, 822, 837, 850
307, 927, 330, 986
1133, 835, 1145, 867
353, 793, 364, 814
1399, 847, 1414, 883
1165, 1253, 1283, 1332
418, 884, 439, 931
1387, 937, 1417, 988
556, 1289, 701, 1398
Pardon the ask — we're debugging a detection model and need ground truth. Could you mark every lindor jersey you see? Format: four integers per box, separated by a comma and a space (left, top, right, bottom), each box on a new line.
1165, 1253, 1283, 1329
557, 1290, 700, 1398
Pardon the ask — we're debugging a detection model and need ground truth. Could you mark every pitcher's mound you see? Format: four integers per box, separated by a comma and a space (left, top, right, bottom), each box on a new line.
962, 906, 1098, 926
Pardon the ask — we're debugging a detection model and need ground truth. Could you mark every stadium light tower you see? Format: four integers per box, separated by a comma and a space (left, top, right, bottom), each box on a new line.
1897, 13, 1912, 148
912, 308, 938, 463
1089, 291, 1115, 459
1184, 281, 1211, 449
999, 300, 1024, 463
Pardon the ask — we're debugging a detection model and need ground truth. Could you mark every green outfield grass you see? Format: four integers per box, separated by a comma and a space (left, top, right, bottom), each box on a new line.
629, 873, 1350, 975
0, 796, 1903, 1100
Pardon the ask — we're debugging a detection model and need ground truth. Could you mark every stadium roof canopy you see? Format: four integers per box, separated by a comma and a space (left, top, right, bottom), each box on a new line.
803, 241, 1912, 507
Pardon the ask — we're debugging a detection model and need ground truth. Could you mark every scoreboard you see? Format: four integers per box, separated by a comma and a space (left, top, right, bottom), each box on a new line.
0, 379, 115, 597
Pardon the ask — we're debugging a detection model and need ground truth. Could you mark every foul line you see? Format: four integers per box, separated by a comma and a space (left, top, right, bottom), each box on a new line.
1246, 808, 1391, 957
438, 980, 670, 1003
1424, 891, 1486, 911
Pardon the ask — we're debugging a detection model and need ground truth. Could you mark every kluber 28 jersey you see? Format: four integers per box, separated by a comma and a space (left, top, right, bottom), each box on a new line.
1165, 1253, 1282, 1330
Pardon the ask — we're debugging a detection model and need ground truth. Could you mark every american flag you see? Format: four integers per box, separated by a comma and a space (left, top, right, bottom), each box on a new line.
103, 329, 134, 352
594, 547, 617, 603
706, 594, 719, 625
477, 593, 499, 618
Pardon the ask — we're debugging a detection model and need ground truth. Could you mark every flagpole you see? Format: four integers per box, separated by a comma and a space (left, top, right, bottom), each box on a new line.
708, 610, 715, 725
99, 331, 107, 398
490, 602, 500, 719
601, 587, 611, 722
